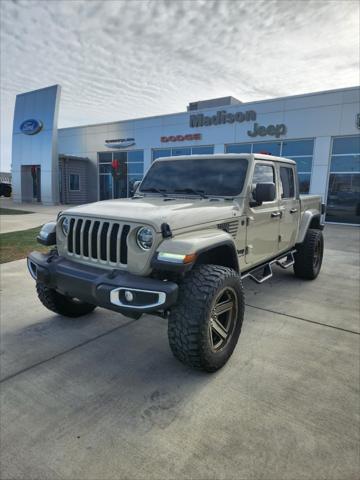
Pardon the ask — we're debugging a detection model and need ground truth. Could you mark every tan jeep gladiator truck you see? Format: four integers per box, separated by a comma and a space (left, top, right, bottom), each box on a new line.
28, 154, 325, 372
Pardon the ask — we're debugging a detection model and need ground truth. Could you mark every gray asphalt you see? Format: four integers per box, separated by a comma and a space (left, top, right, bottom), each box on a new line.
1, 225, 359, 480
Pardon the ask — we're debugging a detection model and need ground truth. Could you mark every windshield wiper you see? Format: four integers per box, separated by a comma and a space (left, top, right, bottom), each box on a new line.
174, 188, 208, 199
141, 187, 168, 197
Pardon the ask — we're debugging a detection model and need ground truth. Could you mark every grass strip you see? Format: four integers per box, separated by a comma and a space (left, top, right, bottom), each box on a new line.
0, 226, 48, 264
0, 207, 34, 215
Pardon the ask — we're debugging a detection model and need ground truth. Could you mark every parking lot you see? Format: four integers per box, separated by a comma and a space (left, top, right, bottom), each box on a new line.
0, 225, 359, 480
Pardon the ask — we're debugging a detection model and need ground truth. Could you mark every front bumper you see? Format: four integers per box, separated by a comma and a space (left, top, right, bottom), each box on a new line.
27, 251, 178, 316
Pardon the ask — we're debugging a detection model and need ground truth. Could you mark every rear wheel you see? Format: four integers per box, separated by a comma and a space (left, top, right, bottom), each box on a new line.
294, 228, 324, 280
36, 283, 96, 317
168, 264, 244, 372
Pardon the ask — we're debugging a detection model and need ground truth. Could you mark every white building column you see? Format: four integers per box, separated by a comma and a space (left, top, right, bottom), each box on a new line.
143, 148, 152, 173
310, 136, 332, 201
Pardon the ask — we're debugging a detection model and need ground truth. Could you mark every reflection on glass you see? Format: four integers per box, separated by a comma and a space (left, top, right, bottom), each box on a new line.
69, 174, 80, 191
225, 144, 252, 154
191, 146, 214, 155
153, 149, 171, 161
113, 152, 127, 163
282, 139, 314, 156
99, 174, 113, 200
253, 164, 275, 183
128, 150, 144, 162
332, 136, 360, 155
98, 150, 145, 199
113, 175, 127, 199
127, 163, 143, 174
99, 164, 112, 173
298, 173, 311, 194
172, 147, 191, 156
326, 173, 360, 224
289, 157, 312, 173
140, 158, 248, 196
330, 155, 360, 173
252, 142, 281, 156
98, 152, 113, 163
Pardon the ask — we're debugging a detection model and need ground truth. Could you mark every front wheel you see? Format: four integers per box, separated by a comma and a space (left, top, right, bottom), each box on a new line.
168, 264, 245, 372
36, 283, 96, 317
294, 228, 324, 280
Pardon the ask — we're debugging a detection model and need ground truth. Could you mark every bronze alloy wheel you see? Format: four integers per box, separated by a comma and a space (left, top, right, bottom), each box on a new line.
313, 237, 323, 269
168, 264, 245, 371
209, 287, 238, 352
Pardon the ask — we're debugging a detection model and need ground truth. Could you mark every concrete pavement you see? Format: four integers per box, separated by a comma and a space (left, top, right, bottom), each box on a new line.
0, 199, 78, 234
0, 225, 359, 479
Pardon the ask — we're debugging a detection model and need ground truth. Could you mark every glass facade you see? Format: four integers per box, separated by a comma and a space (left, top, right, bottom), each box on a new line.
152, 145, 214, 161
326, 135, 360, 224
225, 139, 314, 194
98, 150, 144, 200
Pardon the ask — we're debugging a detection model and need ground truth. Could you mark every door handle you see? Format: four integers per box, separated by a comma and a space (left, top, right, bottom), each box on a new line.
290, 208, 298, 214
271, 211, 281, 218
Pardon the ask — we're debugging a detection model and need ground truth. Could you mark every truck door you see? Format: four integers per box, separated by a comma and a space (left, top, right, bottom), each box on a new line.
245, 161, 280, 266
278, 164, 300, 252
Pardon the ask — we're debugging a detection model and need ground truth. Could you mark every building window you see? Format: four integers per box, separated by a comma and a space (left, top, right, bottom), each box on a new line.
326, 135, 360, 225
69, 174, 80, 191
225, 138, 314, 194
127, 162, 143, 175
152, 145, 214, 162
191, 145, 215, 155
252, 142, 281, 156
225, 143, 252, 154
98, 152, 112, 163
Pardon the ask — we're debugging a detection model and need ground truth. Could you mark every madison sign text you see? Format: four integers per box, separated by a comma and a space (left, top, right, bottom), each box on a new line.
190, 110, 256, 128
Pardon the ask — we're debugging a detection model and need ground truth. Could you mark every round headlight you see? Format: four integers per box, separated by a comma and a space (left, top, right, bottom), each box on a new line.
61, 217, 70, 236
136, 227, 154, 250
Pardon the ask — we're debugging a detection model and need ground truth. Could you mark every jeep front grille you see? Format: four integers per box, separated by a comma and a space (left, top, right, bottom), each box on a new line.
217, 221, 239, 239
66, 218, 130, 266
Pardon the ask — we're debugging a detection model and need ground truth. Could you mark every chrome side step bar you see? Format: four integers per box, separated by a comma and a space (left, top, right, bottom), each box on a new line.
241, 250, 296, 284
276, 251, 295, 269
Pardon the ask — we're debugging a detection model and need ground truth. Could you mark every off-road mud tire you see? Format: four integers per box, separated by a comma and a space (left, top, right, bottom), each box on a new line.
294, 228, 324, 280
168, 264, 244, 372
36, 282, 96, 317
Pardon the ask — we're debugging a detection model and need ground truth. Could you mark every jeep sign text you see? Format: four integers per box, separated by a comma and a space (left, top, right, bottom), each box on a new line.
190, 110, 256, 128
247, 122, 287, 138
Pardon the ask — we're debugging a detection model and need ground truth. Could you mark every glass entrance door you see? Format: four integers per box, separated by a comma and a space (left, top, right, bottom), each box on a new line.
98, 151, 144, 201
99, 173, 113, 200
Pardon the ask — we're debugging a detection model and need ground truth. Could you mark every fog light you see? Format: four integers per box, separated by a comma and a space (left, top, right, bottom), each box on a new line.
124, 290, 134, 302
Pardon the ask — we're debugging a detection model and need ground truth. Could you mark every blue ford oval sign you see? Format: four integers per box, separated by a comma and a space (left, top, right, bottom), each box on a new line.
20, 119, 43, 135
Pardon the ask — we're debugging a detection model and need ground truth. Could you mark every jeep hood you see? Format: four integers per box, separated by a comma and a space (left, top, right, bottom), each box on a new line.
62, 197, 239, 232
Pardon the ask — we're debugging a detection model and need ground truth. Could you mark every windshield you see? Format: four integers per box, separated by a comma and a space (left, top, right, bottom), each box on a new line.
140, 157, 248, 197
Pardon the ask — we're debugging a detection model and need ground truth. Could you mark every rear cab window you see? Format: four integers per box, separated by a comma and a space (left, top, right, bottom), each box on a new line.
280, 165, 296, 199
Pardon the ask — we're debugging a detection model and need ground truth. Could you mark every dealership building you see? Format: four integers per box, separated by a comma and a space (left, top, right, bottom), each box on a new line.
11, 84, 360, 224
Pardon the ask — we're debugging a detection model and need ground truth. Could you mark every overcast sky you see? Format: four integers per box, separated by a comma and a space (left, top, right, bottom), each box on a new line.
0, 0, 359, 172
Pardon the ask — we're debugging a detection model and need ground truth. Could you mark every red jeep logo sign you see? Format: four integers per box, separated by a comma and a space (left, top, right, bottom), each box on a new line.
161, 133, 202, 142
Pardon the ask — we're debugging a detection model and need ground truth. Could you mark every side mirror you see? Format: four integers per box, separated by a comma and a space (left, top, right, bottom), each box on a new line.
253, 182, 276, 205
133, 180, 141, 192
130, 180, 142, 197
